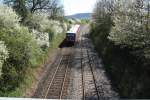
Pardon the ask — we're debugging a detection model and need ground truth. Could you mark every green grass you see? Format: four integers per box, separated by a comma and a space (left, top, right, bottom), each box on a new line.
6, 33, 65, 97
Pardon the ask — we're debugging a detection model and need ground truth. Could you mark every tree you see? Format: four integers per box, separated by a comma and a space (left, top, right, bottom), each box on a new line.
108, 0, 150, 59
4, 0, 28, 21
91, 0, 150, 98
4, 0, 64, 21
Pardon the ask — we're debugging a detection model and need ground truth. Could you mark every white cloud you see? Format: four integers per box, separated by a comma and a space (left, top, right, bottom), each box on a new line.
63, 0, 97, 15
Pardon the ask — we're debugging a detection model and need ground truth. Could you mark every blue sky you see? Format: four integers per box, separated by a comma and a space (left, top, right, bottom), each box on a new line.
62, 0, 97, 15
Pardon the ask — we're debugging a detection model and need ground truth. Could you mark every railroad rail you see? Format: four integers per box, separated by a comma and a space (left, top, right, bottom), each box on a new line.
80, 33, 100, 100
40, 55, 71, 99
80, 39, 85, 100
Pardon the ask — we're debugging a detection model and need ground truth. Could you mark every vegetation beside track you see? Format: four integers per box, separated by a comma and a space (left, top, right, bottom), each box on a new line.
0, 0, 67, 96
5, 33, 65, 97
90, 0, 150, 98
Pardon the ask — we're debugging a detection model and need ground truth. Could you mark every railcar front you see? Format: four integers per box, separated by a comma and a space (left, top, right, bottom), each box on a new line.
66, 32, 76, 45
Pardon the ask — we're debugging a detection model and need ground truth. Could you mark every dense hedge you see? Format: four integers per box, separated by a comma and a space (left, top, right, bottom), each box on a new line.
0, 5, 67, 96
0, 41, 9, 76
91, 0, 150, 98
0, 27, 42, 94
90, 20, 150, 98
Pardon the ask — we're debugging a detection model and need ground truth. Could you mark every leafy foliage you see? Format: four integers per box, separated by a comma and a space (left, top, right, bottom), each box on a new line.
91, 0, 150, 98
24, 13, 50, 32
0, 41, 9, 76
0, 26, 42, 92
0, 1, 67, 95
24, 13, 66, 48
0, 5, 20, 28
108, 0, 150, 59
0, 5, 42, 94
4, 0, 64, 21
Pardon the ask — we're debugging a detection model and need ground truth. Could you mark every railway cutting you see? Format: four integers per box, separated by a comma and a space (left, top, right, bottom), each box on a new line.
33, 25, 118, 99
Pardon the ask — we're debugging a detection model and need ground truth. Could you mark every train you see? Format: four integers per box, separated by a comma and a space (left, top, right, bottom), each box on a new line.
65, 24, 80, 46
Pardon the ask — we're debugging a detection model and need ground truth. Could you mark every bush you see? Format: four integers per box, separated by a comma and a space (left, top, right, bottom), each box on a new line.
0, 5, 42, 94
0, 4, 67, 96
108, 2, 150, 60
0, 41, 9, 76
0, 5, 20, 29
91, 0, 150, 98
24, 13, 50, 32
24, 13, 66, 48
48, 20, 64, 34
0, 26, 42, 93
31, 29, 50, 48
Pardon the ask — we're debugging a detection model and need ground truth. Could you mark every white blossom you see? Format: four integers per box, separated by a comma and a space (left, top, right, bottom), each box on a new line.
0, 41, 9, 76
31, 29, 49, 47
0, 5, 20, 28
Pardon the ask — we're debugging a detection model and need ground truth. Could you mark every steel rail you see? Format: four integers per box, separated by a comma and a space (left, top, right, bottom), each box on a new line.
80, 31, 100, 99
87, 47, 100, 100
80, 33, 85, 100
59, 55, 70, 99
44, 56, 63, 98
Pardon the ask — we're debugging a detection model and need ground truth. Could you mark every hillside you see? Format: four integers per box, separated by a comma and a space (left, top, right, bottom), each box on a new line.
65, 13, 91, 19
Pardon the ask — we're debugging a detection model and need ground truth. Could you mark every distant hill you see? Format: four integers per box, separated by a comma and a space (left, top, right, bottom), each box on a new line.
65, 13, 92, 19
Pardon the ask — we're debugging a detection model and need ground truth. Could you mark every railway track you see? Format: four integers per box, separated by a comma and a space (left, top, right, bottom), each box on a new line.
33, 25, 118, 99
80, 34, 100, 100
39, 55, 71, 99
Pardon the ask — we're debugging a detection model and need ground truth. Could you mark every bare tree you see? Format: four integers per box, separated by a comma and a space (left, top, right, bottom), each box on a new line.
3, 0, 64, 20
27, 0, 60, 13
4, 0, 61, 12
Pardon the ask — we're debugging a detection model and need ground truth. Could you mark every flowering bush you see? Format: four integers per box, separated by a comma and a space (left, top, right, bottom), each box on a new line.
25, 13, 50, 32
62, 23, 68, 32
0, 5, 20, 29
25, 13, 50, 47
49, 20, 64, 35
25, 13, 66, 47
0, 4, 67, 94
0, 41, 9, 76
0, 26, 43, 90
0, 5, 43, 91
32, 29, 49, 47
108, 0, 150, 59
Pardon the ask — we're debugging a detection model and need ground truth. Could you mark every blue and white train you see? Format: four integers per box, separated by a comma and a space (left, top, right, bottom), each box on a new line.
66, 24, 80, 45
